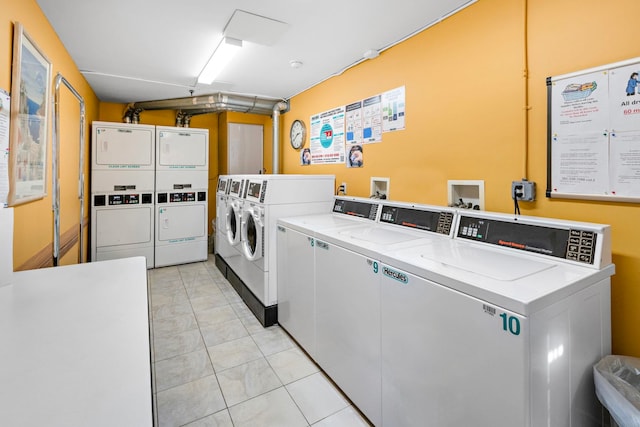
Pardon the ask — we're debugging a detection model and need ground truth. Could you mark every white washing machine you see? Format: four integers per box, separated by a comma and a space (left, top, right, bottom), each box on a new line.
312, 201, 458, 427
229, 174, 335, 326
154, 126, 209, 267
91, 122, 155, 268
224, 176, 246, 256
379, 210, 614, 427
214, 175, 230, 257
215, 175, 247, 289
276, 196, 383, 357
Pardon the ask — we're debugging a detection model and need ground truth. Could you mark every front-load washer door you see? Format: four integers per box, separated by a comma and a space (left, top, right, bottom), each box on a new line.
241, 207, 263, 261
226, 203, 241, 246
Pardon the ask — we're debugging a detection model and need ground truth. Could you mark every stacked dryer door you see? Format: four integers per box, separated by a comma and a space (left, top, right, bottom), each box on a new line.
91, 122, 155, 268
154, 126, 209, 267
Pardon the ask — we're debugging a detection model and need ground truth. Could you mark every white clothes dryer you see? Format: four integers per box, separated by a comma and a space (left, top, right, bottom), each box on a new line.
378, 210, 614, 427
214, 175, 231, 257
154, 126, 209, 267
91, 122, 155, 268
215, 175, 247, 286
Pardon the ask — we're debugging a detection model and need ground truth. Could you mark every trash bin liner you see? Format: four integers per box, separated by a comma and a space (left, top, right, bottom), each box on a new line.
594, 355, 640, 427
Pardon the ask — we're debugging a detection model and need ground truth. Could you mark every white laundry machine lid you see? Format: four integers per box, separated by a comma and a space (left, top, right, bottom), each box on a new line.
384, 238, 614, 316
421, 244, 554, 281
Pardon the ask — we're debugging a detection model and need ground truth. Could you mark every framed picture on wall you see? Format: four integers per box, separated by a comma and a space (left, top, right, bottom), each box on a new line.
7, 22, 52, 206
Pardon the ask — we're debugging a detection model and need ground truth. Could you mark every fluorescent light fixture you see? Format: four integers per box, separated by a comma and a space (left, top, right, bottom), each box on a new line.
197, 36, 243, 84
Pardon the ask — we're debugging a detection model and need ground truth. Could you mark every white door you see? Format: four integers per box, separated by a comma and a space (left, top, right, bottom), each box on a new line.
93, 124, 154, 170
228, 123, 263, 174
156, 128, 208, 169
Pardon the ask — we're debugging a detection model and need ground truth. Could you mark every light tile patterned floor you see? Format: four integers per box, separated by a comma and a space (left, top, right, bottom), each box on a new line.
148, 255, 372, 427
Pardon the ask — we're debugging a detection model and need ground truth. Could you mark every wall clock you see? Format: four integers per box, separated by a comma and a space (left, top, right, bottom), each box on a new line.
289, 119, 306, 149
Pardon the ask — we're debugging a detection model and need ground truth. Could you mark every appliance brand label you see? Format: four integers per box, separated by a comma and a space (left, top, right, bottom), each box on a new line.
383, 266, 408, 284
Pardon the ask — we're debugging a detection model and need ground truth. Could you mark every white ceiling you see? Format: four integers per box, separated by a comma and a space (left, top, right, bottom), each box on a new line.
36, 0, 475, 104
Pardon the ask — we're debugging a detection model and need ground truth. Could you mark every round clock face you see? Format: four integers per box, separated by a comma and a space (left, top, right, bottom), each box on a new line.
290, 120, 306, 149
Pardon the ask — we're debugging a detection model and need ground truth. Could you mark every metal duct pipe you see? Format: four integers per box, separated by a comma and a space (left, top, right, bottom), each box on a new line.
272, 101, 289, 174
125, 92, 281, 117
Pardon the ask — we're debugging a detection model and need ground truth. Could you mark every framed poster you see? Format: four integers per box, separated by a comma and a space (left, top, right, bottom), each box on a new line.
8, 22, 52, 206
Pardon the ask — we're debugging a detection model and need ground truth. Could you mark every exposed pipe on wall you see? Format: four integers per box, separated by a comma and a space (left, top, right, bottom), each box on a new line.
123, 92, 284, 121
122, 92, 290, 173
271, 101, 289, 174
53, 73, 86, 266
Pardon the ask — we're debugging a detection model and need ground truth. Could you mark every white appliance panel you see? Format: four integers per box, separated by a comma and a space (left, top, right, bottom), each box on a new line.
92, 122, 155, 170
91, 170, 155, 193
96, 207, 152, 246
276, 225, 316, 356
315, 240, 381, 426
243, 175, 335, 205
155, 240, 208, 267
529, 280, 611, 427
380, 264, 528, 426
156, 127, 208, 169
157, 205, 206, 241
155, 171, 208, 191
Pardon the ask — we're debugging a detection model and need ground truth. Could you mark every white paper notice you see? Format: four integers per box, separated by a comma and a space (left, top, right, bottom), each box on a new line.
609, 64, 640, 132
362, 95, 382, 143
0, 90, 10, 207
610, 130, 640, 196
551, 71, 609, 135
382, 86, 405, 132
551, 132, 609, 195
345, 101, 363, 144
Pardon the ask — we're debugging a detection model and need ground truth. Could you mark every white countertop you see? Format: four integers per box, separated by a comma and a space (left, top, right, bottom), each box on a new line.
0, 257, 152, 427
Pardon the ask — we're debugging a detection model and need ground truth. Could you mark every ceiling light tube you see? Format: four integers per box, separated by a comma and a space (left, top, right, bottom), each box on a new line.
197, 36, 243, 84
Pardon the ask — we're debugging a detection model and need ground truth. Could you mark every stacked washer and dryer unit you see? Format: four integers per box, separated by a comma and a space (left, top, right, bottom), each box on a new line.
214, 174, 335, 326
277, 201, 614, 427
91, 122, 209, 269
154, 126, 209, 267
91, 122, 156, 268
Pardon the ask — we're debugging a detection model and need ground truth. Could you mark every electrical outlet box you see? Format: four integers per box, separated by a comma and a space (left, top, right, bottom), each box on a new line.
341, 182, 347, 194
511, 180, 536, 201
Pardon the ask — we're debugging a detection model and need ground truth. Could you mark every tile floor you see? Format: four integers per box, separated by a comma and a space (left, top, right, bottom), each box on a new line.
148, 255, 372, 427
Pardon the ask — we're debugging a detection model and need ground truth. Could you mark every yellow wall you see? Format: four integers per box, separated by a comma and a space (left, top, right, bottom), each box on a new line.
2, 0, 100, 268
282, 0, 640, 357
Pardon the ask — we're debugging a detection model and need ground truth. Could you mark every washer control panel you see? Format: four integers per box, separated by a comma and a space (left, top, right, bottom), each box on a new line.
379, 205, 455, 236
457, 215, 598, 265
333, 198, 379, 221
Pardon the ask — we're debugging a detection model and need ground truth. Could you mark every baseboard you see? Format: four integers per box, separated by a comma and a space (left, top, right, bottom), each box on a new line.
214, 254, 278, 327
